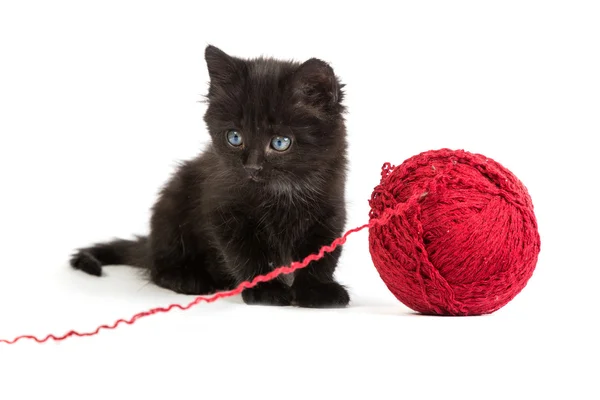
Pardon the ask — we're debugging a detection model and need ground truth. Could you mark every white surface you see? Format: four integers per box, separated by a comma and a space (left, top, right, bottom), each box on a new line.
1, 1, 599, 399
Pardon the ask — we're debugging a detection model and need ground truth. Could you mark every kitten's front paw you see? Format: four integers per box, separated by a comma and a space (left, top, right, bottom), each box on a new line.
242, 281, 292, 306
292, 281, 350, 308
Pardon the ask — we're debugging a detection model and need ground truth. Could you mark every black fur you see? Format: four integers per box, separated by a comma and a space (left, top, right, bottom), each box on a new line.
71, 45, 350, 308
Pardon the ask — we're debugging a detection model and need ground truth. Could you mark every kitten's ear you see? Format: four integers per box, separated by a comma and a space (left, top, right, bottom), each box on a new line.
291, 58, 342, 107
205, 45, 242, 84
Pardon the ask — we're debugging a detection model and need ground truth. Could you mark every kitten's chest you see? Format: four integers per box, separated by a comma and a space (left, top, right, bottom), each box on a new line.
248, 206, 312, 279
249, 202, 313, 245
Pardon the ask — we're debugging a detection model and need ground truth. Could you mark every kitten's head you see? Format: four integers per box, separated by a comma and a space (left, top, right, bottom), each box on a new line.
202, 45, 347, 192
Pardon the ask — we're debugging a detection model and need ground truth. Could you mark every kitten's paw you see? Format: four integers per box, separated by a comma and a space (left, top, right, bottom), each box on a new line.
70, 251, 103, 277
242, 281, 292, 306
293, 281, 350, 308
152, 269, 216, 295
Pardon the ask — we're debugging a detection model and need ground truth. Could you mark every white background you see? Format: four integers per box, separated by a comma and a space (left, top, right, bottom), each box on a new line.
1, 1, 599, 399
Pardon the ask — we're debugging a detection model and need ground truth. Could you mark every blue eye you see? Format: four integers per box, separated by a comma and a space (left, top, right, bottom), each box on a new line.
271, 136, 291, 151
227, 130, 243, 146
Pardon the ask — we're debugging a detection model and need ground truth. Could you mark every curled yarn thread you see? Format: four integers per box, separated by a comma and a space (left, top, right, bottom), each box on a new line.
368, 149, 541, 316
0, 207, 405, 345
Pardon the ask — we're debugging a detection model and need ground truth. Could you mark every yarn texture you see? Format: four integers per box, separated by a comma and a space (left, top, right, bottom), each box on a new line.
368, 148, 541, 316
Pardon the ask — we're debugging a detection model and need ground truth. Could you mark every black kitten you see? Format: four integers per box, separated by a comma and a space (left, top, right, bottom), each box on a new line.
70, 45, 350, 308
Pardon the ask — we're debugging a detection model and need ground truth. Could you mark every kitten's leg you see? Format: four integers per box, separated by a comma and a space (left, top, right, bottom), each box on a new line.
213, 214, 292, 306
147, 180, 218, 296
291, 219, 350, 308
151, 259, 217, 295
228, 248, 292, 307
148, 223, 218, 295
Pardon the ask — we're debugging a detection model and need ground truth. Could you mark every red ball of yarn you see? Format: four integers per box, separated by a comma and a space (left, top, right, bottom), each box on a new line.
368, 148, 541, 316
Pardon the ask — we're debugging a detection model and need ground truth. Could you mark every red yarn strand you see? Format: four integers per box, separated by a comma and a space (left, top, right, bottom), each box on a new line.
0, 220, 390, 345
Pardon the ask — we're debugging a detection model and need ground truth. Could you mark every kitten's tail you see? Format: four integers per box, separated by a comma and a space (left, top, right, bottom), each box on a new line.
69, 236, 150, 277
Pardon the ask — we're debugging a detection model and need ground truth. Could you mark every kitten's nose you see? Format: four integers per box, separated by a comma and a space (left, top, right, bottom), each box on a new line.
244, 164, 263, 178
